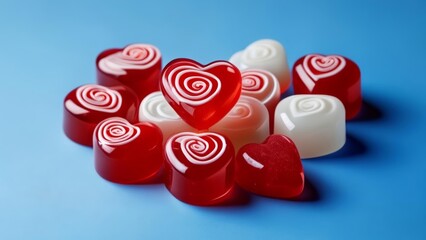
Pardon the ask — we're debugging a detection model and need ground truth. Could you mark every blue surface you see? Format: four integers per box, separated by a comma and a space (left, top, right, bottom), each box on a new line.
1, 0, 425, 239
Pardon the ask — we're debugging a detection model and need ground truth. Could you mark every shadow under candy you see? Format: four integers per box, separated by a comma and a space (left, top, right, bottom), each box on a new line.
291, 176, 321, 202
314, 133, 368, 160
351, 99, 383, 122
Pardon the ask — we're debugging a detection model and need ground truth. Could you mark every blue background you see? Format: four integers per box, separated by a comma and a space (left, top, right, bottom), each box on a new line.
0, 0, 425, 239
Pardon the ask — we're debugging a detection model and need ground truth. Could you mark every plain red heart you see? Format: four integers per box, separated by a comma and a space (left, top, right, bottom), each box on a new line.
161, 58, 242, 130
236, 134, 304, 199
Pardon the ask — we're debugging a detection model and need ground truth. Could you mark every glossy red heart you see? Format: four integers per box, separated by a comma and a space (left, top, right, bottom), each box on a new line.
93, 117, 163, 184
292, 54, 361, 119
161, 58, 242, 130
96, 43, 162, 100
236, 134, 304, 199
63, 84, 139, 146
164, 132, 235, 205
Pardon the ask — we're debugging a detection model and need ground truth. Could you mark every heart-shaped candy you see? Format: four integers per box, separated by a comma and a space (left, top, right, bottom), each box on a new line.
96, 43, 162, 99
94, 117, 163, 184
63, 84, 138, 146
161, 58, 242, 130
236, 134, 304, 199
229, 39, 290, 94
164, 132, 235, 205
292, 54, 361, 119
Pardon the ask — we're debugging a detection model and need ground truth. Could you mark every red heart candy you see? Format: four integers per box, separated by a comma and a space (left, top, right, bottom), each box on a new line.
161, 58, 242, 130
63, 84, 138, 146
164, 132, 235, 205
292, 54, 361, 119
94, 117, 163, 184
96, 43, 162, 100
236, 134, 304, 199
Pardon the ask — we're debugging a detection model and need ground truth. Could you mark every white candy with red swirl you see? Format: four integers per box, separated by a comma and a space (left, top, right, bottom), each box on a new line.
97, 117, 140, 148
229, 39, 290, 93
166, 132, 227, 173
162, 62, 225, 106
98, 44, 161, 75
75, 84, 122, 113
274, 94, 346, 158
139, 91, 193, 142
241, 69, 280, 115
211, 96, 269, 151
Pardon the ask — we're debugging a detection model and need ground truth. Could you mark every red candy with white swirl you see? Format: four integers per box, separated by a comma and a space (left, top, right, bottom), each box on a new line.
292, 54, 361, 119
63, 84, 138, 146
94, 117, 163, 184
161, 58, 242, 130
164, 132, 235, 205
96, 43, 162, 100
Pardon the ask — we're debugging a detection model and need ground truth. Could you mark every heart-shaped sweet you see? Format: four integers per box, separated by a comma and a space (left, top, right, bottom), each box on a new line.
63, 84, 138, 146
96, 43, 162, 99
292, 54, 361, 119
93, 117, 163, 184
161, 58, 242, 130
235, 134, 304, 199
164, 132, 235, 205
229, 39, 290, 94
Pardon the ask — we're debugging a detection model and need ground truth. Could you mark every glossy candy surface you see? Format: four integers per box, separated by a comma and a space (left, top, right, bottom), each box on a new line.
236, 134, 304, 199
96, 43, 162, 100
139, 91, 194, 143
164, 132, 235, 205
274, 94, 346, 158
63, 84, 138, 146
211, 96, 269, 151
161, 58, 242, 130
94, 117, 163, 184
240, 69, 280, 131
292, 54, 361, 119
229, 39, 290, 94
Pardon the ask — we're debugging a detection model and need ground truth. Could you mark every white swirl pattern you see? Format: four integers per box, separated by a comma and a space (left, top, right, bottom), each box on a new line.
241, 41, 277, 63
97, 117, 140, 147
76, 84, 122, 113
303, 54, 346, 80
141, 92, 180, 121
166, 132, 227, 174
98, 44, 161, 75
241, 69, 279, 105
162, 62, 228, 106
289, 95, 335, 118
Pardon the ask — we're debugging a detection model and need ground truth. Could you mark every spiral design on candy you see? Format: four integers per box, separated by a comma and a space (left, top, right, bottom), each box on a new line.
290, 95, 335, 118
303, 54, 346, 80
162, 63, 222, 106
141, 92, 180, 121
226, 102, 253, 119
241, 41, 277, 63
76, 84, 122, 113
166, 132, 227, 173
97, 117, 140, 146
98, 44, 161, 75
241, 69, 279, 104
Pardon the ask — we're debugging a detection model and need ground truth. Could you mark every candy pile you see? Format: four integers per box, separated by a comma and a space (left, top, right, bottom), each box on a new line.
63, 39, 361, 205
